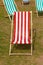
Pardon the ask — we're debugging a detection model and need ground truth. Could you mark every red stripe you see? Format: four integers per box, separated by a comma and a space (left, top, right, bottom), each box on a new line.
20, 12, 23, 44
16, 12, 19, 44
27, 12, 31, 44
12, 12, 16, 44
24, 12, 26, 44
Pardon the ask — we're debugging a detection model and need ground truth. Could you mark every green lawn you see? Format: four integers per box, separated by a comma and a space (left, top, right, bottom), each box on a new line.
0, 0, 43, 65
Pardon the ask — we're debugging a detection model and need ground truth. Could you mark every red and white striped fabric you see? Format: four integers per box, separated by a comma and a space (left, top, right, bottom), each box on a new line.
11, 11, 31, 44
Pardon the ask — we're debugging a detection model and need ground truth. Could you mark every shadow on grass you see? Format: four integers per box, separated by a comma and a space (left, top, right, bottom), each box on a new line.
22, 2, 30, 5
11, 44, 31, 53
38, 12, 43, 16
32, 28, 36, 50
11, 44, 31, 51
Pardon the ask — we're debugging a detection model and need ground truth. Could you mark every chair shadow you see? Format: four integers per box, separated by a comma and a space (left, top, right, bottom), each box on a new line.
11, 44, 31, 53
32, 28, 36, 50
38, 12, 43, 16
12, 44, 31, 50
23, 2, 30, 5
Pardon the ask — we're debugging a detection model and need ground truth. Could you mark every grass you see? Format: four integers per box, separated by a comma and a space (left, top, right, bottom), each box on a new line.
0, 0, 43, 65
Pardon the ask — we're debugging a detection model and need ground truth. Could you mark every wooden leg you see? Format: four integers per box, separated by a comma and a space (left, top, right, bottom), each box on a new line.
36, 10, 39, 17
9, 43, 12, 56
31, 43, 32, 55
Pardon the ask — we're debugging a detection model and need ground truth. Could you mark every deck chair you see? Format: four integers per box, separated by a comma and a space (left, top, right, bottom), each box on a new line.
35, 0, 43, 16
3, 0, 18, 21
9, 11, 32, 55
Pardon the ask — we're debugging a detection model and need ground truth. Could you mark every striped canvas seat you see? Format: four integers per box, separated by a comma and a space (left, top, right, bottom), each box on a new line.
36, 0, 43, 11
3, 0, 17, 15
11, 11, 32, 44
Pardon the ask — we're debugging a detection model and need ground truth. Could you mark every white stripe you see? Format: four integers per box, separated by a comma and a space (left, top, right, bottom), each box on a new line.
26, 12, 28, 44
13, 12, 18, 44
22, 12, 25, 44
18, 12, 21, 44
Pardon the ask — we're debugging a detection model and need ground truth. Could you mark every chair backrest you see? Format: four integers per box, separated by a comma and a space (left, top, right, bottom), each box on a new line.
3, 0, 17, 15
36, 0, 43, 11
11, 11, 32, 44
